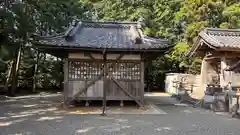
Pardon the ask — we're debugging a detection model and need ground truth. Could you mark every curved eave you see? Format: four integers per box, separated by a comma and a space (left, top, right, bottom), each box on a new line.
32, 42, 173, 58
187, 28, 240, 57
34, 43, 172, 52
187, 33, 218, 57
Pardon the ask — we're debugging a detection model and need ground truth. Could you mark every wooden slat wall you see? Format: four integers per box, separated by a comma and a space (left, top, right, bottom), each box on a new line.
68, 77, 141, 100
106, 80, 141, 99
68, 80, 104, 98
66, 53, 142, 101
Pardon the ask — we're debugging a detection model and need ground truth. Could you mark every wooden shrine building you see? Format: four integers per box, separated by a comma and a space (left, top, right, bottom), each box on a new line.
33, 21, 171, 107
188, 28, 240, 94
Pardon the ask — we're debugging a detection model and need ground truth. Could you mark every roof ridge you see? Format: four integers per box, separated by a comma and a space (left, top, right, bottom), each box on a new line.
80, 20, 138, 24
34, 32, 66, 40
143, 36, 168, 42
205, 28, 240, 33
35, 20, 171, 51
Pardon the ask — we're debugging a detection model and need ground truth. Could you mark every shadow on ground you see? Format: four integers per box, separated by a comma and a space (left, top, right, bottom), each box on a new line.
1, 92, 240, 135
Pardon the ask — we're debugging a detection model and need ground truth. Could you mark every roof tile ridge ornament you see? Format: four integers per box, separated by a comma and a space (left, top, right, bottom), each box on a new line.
130, 24, 142, 44
136, 17, 145, 44
65, 21, 82, 41
64, 25, 74, 37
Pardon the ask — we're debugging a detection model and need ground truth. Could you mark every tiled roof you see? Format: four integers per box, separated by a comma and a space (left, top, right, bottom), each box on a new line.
35, 21, 170, 51
187, 28, 240, 56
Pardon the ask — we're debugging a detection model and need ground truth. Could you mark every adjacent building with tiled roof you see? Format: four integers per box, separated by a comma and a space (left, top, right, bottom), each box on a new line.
187, 28, 240, 99
187, 28, 240, 57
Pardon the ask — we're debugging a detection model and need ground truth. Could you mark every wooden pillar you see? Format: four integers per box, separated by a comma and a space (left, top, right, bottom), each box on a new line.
63, 58, 69, 106
84, 78, 89, 107
140, 60, 144, 104
32, 50, 40, 93
102, 52, 107, 116
200, 58, 208, 93
220, 57, 233, 113
228, 82, 233, 113
60, 58, 64, 89
220, 57, 227, 87
220, 57, 232, 87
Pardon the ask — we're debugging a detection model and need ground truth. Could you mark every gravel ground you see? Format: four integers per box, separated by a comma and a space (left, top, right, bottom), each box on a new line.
0, 93, 240, 135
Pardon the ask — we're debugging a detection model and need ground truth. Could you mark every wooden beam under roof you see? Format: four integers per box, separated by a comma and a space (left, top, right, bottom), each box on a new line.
205, 51, 240, 58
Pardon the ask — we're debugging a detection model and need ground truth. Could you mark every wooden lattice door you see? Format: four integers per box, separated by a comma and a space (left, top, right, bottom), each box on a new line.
68, 60, 104, 98
106, 61, 141, 100
67, 59, 142, 102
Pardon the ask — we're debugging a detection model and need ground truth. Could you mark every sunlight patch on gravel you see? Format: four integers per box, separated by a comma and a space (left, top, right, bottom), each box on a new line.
8, 132, 34, 135
182, 110, 193, 113
10, 114, 33, 118
0, 122, 12, 126
5, 93, 62, 100
95, 117, 115, 120
0, 118, 27, 127
0, 117, 8, 120
174, 103, 188, 107
22, 104, 38, 108
36, 116, 63, 121
155, 127, 173, 132
76, 127, 95, 133
144, 92, 171, 97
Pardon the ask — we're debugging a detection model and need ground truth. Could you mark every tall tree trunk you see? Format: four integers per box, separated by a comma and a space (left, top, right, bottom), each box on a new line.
3, 0, 11, 93
4, 61, 13, 92
43, 53, 48, 89
11, 46, 22, 96
32, 50, 40, 93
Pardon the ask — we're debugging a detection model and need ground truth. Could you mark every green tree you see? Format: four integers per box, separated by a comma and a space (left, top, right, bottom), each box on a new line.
220, 3, 240, 28
174, 0, 240, 74
0, 0, 92, 94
